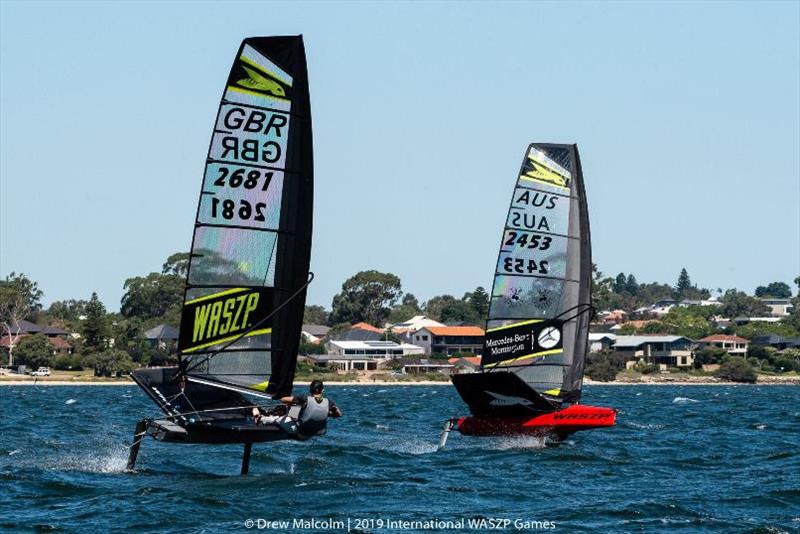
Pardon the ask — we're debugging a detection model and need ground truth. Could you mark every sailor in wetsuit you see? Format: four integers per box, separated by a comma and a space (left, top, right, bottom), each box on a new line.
253, 380, 342, 439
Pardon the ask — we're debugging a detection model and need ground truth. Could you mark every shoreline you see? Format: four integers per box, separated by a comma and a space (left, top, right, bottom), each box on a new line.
1, 378, 798, 386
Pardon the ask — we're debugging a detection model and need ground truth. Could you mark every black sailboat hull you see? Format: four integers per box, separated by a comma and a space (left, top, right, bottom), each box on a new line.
131, 367, 303, 444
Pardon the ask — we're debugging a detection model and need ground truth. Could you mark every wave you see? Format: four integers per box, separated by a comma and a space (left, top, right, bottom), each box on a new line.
672, 397, 700, 404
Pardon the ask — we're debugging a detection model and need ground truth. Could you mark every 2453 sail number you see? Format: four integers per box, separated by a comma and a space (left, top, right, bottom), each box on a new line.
504, 231, 552, 250
502, 257, 549, 275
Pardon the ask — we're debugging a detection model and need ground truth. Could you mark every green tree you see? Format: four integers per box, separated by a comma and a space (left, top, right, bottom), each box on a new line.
424, 295, 457, 321
754, 282, 792, 299
83, 292, 109, 353
719, 289, 770, 318
303, 305, 329, 325
465, 286, 489, 318
14, 334, 54, 370
161, 252, 190, 277
715, 357, 757, 383
674, 268, 692, 299
44, 299, 88, 325
439, 299, 482, 325
329, 270, 403, 326
0, 273, 44, 366
692, 347, 727, 369
614, 273, 627, 294
120, 271, 184, 320
86, 349, 135, 377
625, 274, 639, 295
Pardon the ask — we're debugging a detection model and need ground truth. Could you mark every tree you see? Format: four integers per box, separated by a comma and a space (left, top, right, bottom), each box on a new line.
625, 274, 639, 295
303, 305, 329, 325
14, 334, 54, 370
715, 357, 757, 383
161, 252, 190, 277
614, 273, 627, 294
86, 350, 135, 377
719, 289, 769, 318
83, 292, 109, 353
754, 282, 792, 299
44, 299, 88, 324
0, 272, 44, 366
120, 271, 184, 320
465, 287, 489, 318
439, 299, 482, 325
329, 271, 403, 326
692, 347, 727, 369
424, 295, 457, 322
674, 268, 692, 299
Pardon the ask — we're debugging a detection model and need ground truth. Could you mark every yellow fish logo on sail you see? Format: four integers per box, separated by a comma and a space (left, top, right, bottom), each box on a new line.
521, 159, 570, 189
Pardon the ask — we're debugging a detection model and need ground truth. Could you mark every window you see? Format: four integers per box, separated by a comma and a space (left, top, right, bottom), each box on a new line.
422, 335, 429, 341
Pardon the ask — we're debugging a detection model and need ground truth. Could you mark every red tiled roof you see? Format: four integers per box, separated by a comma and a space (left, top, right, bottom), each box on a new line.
0, 334, 72, 349
448, 356, 482, 366
425, 326, 485, 336
699, 334, 749, 343
351, 322, 384, 333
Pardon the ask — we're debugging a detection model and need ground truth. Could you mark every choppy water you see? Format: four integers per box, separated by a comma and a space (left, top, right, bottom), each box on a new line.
1, 384, 798, 533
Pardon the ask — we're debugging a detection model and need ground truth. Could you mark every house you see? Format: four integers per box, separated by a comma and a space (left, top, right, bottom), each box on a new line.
411, 326, 485, 356
306, 354, 392, 372
751, 335, 800, 351
679, 298, 722, 308
760, 298, 795, 317
329, 323, 384, 342
0, 320, 73, 359
324, 339, 424, 359
596, 310, 627, 325
610, 320, 659, 332
448, 356, 481, 373
651, 299, 679, 316
698, 334, 749, 356
400, 358, 455, 375
588, 333, 616, 353
733, 316, 782, 325
389, 315, 444, 333
613, 335, 695, 368
143, 324, 179, 350
301, 324, 330, 344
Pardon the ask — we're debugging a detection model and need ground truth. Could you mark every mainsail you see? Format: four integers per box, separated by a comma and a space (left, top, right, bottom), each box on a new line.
177, 36, 313, 398
478, 144, 591, 405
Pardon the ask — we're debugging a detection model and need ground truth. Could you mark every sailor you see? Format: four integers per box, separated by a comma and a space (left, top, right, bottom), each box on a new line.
253, 380, 342, 439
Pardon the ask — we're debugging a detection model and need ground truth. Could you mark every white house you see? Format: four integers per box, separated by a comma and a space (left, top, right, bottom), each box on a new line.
760, 298, 794, 317
588, 333, 616, 353
613, 335, 695, 368
324, 340, 424, 358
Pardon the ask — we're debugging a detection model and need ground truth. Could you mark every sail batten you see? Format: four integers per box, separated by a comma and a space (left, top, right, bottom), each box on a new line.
177, 36, 313, 398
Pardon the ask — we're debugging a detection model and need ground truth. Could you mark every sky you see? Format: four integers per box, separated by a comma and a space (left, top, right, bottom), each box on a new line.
1, 1, 798, 311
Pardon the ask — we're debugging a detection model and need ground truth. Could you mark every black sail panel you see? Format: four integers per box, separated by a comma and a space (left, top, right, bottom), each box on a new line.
177, 36, 313, 398
480, 144, 591, 403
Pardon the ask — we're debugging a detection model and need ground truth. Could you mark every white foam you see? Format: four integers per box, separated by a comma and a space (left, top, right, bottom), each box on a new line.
672, 397, 700, 404
65, 399, 77, 404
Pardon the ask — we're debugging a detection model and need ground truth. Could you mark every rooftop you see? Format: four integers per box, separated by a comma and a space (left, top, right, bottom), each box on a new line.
423, 326, 485, 336
302, 324, 331, 337
327, 340, 422, 350
613, 335, 692, 348
351, 322, 384, 333
144, 324, 179, 340
699, 334, 750, 343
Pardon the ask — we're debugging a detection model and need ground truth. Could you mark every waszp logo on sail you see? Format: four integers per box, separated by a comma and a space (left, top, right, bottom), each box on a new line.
192, 291, 259, 343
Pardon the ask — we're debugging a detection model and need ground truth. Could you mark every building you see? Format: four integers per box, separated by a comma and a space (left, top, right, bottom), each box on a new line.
400, 358, 454, 375
329, 323, 385, 342
306, 354, 391, 372
760, 298, 795, 317
596, 310, 627, 325
389, 315, 444, 333
588, 333, 616, 353
324, 339, 424, 358
301, 324, 330, 344
610, 320, 659, 332
751, 335, 800, 351
698, 334, 749, 356
143, 324, 179, 350
448, 356, 481, 373
0, 320, 73, 360
411, 326, 485, 356
613, 335, 695, 368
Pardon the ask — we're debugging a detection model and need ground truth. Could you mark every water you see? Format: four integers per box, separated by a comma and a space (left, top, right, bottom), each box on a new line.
1, 385, 798, 533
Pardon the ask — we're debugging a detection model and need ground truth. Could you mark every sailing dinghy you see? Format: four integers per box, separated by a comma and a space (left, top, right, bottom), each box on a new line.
440, 144, 615, 448
127, 36, 315, 474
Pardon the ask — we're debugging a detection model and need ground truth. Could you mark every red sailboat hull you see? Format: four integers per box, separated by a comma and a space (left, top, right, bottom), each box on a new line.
455, 404, 616, 439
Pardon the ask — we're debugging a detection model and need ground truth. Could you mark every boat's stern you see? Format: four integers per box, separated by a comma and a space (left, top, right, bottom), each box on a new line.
455, 404, 616, 439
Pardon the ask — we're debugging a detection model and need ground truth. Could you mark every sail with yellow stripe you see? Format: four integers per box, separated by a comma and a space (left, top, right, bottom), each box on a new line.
176, 36, 313, 397
479, 144, 592, 403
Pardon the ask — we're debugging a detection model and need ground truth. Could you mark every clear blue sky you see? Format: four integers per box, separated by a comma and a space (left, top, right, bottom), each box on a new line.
1, 1, 798, 311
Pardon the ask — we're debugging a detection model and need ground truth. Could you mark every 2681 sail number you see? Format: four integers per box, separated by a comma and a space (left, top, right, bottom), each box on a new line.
210, 198, 266, 222
214, 167, 274, 191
